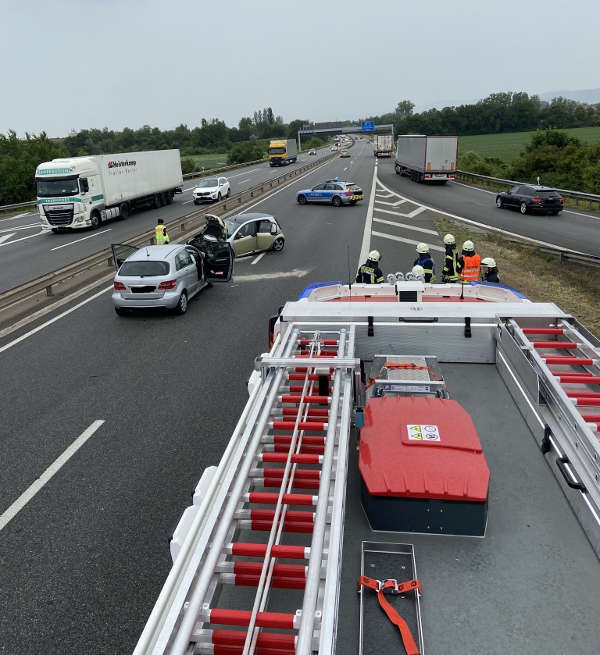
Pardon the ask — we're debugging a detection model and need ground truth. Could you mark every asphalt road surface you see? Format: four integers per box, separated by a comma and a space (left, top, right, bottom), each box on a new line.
0, 148, 332, 293
0, 141, 377, 655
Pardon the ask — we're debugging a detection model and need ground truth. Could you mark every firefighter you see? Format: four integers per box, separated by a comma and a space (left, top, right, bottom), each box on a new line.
155, 218, 169, 245
442, 233, 459, 283
481, 257, 500, 283
356, 250, 384, 284
413, 243, 435, 282
457, 240, 481, 283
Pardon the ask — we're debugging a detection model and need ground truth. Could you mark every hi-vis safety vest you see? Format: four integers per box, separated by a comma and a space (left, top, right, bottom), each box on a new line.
155, 224, 169, 245
460, 253, 481, 282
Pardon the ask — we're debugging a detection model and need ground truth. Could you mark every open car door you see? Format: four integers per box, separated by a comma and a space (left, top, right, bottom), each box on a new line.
203, 241, 234, 283
111, 243, 138, 270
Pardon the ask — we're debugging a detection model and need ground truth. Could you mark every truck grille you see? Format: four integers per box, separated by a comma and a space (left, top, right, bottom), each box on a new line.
44, 204, 74, 226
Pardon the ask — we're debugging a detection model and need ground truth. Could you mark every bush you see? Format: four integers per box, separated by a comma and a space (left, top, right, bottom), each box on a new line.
181, 157, 195, 175
306, 137, 324, 149
228, 142, 265, 165
458, 151, 508, 177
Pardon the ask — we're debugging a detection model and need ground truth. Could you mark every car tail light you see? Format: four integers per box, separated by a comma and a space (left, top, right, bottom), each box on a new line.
449, 175, 455, 179
345, 190, 352, 195
424, 174, 431, 179
530, 197, 542, 203
158, 279, 177, 290
559, 198, 564, 203
113, 281, 126, 291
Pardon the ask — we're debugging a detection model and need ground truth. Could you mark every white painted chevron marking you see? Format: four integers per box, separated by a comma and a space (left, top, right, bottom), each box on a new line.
372, 231, 445, 252
0, 233, 14, 245
373, 217, 438, 236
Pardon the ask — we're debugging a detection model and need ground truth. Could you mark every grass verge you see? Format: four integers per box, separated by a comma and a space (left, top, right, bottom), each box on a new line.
435, 216, 600, 335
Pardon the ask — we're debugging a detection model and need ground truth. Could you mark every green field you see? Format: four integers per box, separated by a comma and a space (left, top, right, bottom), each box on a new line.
460, 126, 600, 163
187, 153, 229, 170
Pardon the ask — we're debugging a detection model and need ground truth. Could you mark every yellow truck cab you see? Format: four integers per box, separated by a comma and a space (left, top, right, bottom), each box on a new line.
268, 139, 298, 166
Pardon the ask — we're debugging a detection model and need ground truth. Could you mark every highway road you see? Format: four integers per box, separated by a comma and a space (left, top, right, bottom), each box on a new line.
0, 140, 380, 655
2, 139, 598, 654
0, 148, 332, 293
377, 159, 600, 256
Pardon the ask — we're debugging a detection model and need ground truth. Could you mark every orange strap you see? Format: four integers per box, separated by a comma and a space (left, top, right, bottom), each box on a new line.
364, 362, 444, 391
357, 575, 422, 655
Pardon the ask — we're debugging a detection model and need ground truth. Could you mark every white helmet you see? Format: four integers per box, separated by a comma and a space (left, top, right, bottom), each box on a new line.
463, 240, 475, 252
386, 273, 396, 284
481, 257, 496, 267
443, 233, 456, 245
412, 265, 425, 277
395, 272, 405, 281
368, 250, 381, 262
416, 242, 429, 254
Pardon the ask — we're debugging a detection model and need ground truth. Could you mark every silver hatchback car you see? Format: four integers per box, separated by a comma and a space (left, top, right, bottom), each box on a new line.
111, 243, 233, 316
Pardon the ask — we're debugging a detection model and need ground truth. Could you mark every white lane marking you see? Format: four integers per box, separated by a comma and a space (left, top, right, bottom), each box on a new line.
375, 199, 407, 207
372, 217, 438, 236
0, 233, 14, 244
251, 252, 266, 265
234, 269, 309, 282
372, 231, 445, 252
50, 229, 112, 251
231, 169, 259, 178
0, 223, 42, 234
0, 230, 45, 248
407, 206, 426, 218
452, 180, 600, 222
359, 161, 378, 265
0, 211, 35, 222
0, 420, 105, 531
376, 176, 590, 255
183, 199, 195, 205
238, 178, 251, 184
374, 206, 422, 219
0, 285, 113, 355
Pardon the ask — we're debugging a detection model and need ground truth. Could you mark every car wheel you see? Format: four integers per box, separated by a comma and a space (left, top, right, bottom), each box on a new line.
175, 291, 188, 315
166, 192, 174, 205
217, 192, 222, 201
550, 210, 559, 216
350, 200, 357, 205
297, 194, 307, 205
496, 196, 503, 208
520, 202, 528, 215
272, 237, 285, 252
51, 228, 60, 233
226, 188, 231, 197
332, 196, 342, 207
395, 165, 401, 175
90, 211, 101, 229
193, 199, 199, 205
119, 202, 129, 219
114, 306, 127, 316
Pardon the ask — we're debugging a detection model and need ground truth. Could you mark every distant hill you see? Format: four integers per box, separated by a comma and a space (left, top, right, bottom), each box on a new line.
539, 88, 600, 104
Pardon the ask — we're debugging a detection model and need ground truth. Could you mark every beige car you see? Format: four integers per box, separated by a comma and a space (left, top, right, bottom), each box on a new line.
224, 212, 285, 256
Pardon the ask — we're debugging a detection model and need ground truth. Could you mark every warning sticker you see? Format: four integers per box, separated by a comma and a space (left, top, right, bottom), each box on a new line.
407, 424, 441, 441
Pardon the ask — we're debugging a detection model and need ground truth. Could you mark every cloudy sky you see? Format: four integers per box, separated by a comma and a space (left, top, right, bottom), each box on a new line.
2, 0, 598, 136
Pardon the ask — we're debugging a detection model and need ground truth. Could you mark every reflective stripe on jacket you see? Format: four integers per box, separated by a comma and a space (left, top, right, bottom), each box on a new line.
357, 263, 384, 284
459, 253, 481, 282
155, 225, 169, 245
442, 249, 459, 282
413, 255, 435, 283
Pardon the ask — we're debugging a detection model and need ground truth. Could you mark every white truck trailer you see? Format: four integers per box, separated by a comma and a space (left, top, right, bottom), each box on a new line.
394, 134, 458, 183
373, 134, 393, 157
35, 149, 183, 231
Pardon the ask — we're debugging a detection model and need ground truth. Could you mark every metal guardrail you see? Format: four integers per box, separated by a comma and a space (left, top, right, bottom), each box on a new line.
456, 170, 600, 204
0, 152, 336, 316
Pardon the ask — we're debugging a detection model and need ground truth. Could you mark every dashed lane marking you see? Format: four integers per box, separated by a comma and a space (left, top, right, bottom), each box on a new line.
372, 217, 438, 236
372, 231, 445, 252
50, 229, 112, 251
0, 420, 105, 531
251, 252, 266, 265
0, 234, 14, 245
0, 230, 45, 248
233, 268, 309, 282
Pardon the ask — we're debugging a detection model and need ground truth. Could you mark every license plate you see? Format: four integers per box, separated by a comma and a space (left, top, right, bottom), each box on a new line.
349, 195, 363, 201
131, 286, 156, 293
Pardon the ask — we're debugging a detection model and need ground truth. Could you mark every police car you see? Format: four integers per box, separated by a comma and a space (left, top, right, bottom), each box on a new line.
296, 178, 364, 207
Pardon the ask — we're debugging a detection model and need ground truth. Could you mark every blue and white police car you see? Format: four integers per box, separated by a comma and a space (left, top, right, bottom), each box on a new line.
296, 178, 364, 207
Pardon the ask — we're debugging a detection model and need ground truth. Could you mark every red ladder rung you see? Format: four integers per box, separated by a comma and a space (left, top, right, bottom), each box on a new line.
290, 372, 332, 378
247, 492, 317, 506
543, 356, 594, 365
522, 327, 563, 334
232, 574, 305, 590
212, 629, 296, 649
570, 397, 600, 406
262, 478, 320, 489
281, 407, 330, 418
566, 392, 600, 398
262, 468, 320, 480
273, 435, 325, 446
229, 543, 309, 559
533, 341, 577, 349
274, 443, 325, 455
214, 645, 295, 655
232, 562, 306, 577
208, 609, 295, 629
281, 394, 330, 404
298, 339, 338, 345
261, 453, 322, 464
555, 375, 600, 384
581, 414, 600, 422
272, 420, 327, 431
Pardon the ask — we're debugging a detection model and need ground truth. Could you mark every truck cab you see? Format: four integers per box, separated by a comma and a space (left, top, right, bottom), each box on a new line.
36, 158, 102, 231
268, 139, 297, 166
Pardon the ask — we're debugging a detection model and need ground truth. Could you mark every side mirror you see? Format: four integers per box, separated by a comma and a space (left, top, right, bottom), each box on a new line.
80, 178, 89, 193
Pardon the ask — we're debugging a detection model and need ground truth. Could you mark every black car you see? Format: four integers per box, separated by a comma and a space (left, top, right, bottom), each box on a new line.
496, 184, 564, 215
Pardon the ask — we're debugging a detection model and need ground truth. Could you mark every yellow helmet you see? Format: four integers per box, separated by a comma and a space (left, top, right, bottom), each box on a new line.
416, 242, 429, 254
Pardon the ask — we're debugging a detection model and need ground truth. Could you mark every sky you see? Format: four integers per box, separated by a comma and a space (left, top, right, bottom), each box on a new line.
2, 0, 599, 137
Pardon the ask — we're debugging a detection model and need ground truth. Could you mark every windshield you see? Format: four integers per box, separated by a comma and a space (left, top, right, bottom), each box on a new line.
197, 178, 218, 188
36, 176, 79, 197
119, 261, 170, 277
224, 218, 238, 238
269, 147, 286, 154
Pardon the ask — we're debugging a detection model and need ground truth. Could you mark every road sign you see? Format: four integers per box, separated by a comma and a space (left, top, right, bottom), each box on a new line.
361, 121, 375, 132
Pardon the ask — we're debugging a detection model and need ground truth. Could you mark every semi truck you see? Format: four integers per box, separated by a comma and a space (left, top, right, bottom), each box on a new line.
373, 134, 393, 157
394, 134, 458, 183
268, 139, 298, 166
35, 149, 183, 231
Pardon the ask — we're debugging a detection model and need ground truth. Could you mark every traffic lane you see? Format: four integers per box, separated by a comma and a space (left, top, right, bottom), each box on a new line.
376, 159, 600, 256
0, 210, 40, 229
0, 152, 374, 654
0, 151, 335, 293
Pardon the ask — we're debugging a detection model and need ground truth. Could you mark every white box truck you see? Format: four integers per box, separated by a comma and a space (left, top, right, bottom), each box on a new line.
394, 135, 458, 183
374, 134, 394, 157
35, 149, 184, 231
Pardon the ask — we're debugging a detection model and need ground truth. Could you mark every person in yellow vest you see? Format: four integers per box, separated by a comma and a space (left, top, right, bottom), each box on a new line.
155, 218, 169, 245
457, 240, 481, 283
